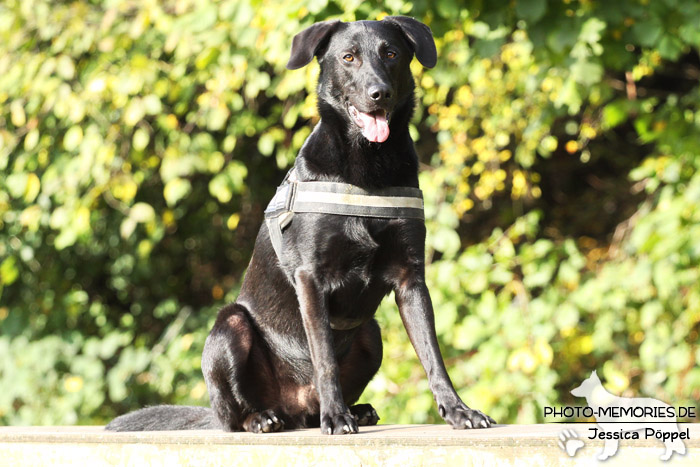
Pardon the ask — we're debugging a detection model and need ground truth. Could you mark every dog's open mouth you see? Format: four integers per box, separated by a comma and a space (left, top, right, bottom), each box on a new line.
348, 105, 390, 143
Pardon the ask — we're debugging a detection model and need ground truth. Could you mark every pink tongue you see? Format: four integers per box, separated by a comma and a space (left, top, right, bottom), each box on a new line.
357, 111, 389, 143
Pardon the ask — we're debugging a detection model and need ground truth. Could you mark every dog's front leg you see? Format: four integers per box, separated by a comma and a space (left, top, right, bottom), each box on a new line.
395, 279, 495, 429
294, 267, 358, 434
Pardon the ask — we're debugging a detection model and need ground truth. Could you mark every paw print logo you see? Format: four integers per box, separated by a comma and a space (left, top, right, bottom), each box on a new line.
558, 429, 585, 457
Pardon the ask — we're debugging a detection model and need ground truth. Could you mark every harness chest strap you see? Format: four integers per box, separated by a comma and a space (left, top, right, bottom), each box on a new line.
263, 177, 424, 261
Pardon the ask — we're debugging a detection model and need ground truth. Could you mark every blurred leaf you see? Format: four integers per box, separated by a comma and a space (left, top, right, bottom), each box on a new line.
6, 173, 28, 199
130, 203, 155, 223
163, 178, 192, 207
0, 257, 19, 286
132, 128, 150, 151
571, 61, 602, 86
63, 126, 83, 151
658, 35, 683, 60
632, 18, 663, 47
515, 0, 546, 23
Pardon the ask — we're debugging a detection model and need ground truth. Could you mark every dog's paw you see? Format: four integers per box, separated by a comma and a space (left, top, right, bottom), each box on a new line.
558, 429, 584, 457
320, 411, 359, 435
439, 404, 495, 429
243, 410, 285, 433
350, 403, 380, 426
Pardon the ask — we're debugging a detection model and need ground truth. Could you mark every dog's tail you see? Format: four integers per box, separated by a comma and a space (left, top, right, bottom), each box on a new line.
105, 405, 221, 431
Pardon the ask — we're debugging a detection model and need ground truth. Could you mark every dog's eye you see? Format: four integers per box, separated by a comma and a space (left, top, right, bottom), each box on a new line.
343, 54, 354, 62
386, 51, 397, 59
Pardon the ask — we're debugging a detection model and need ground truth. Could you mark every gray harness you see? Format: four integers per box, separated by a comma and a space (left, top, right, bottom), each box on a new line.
264, 169, 424, 260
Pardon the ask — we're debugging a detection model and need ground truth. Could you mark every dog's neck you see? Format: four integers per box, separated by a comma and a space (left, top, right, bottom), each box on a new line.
295, 95, 420, 189
584, 383, 617, 409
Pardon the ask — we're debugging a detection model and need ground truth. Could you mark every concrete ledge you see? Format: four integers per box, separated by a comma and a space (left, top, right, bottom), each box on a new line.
1, 424, 698, 466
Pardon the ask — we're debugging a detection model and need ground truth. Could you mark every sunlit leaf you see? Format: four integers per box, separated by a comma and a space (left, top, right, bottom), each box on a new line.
129, 203, 155, 223
63, 126, 83, 151
163, 178, 192, 206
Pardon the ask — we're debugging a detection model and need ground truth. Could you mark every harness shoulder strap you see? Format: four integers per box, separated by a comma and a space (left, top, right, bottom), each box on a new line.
264, 181, 297, 259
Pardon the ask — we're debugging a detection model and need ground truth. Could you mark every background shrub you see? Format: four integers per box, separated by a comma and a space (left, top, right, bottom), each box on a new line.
1, 0, 699, 425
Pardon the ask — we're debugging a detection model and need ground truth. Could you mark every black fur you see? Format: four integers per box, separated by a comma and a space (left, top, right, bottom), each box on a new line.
106, 406, 220, 431
106, 16, 494, 435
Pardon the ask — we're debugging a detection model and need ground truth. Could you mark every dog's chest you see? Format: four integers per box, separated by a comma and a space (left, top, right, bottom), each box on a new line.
281, 212, 419, 326
309, 216, 392, 287
319, 217, 395, 328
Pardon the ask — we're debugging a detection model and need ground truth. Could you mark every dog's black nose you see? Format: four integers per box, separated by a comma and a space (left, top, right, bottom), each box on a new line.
368, 84, 392, 101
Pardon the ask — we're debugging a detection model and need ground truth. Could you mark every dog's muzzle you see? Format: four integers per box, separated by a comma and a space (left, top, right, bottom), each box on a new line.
347, 105, 391, 143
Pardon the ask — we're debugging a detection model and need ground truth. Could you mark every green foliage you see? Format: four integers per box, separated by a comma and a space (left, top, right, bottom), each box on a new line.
1, 0, 699, 426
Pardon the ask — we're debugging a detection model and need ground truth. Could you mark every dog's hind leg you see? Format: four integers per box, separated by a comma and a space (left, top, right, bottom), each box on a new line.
202, 303, 284, 433
338, 319, 383, 426
661, 436, 686, 460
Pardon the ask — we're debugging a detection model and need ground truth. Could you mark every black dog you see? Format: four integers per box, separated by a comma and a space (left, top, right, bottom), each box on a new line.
107, 16, 494, 435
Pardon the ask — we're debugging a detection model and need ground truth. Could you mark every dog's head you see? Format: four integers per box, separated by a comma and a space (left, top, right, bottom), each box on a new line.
571, 370, 601, 398
287, 17, 436, 144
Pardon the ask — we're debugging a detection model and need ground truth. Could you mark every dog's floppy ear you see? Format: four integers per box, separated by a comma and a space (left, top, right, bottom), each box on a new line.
286, 20, 341, 70
383, 16, 437, 69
